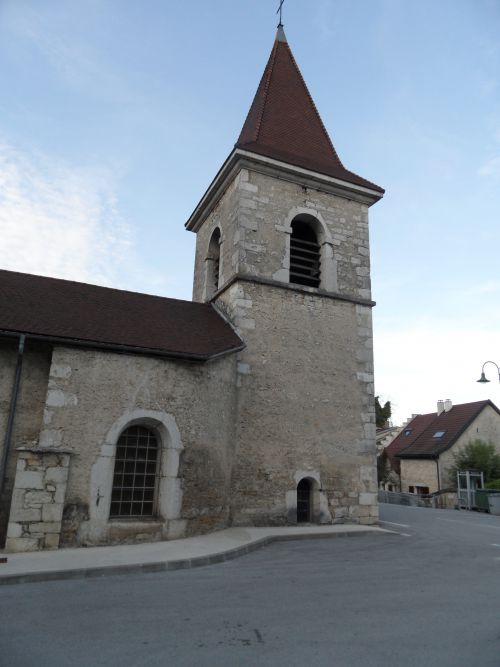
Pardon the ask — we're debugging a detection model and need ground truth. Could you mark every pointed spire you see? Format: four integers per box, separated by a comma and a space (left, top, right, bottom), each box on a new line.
236, 32, 383, 192
276, 24, 287, 43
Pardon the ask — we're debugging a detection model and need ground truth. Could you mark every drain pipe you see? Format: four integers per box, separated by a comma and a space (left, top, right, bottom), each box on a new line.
0, 334, 26, 499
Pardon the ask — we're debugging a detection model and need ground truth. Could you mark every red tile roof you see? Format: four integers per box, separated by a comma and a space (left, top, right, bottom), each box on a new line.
236, 28, 384, 193
0, 270, 243, 360
384, 413, 436, 473
390, 401, 500, 460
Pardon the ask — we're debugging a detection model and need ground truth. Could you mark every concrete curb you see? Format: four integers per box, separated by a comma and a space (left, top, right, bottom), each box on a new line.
0, 529, 391, 586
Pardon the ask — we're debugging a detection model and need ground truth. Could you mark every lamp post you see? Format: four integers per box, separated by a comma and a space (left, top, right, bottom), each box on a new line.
477, 361, 500, 384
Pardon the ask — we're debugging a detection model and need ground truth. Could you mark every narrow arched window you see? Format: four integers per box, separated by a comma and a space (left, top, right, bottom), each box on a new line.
297, 478, 312, 523
289, 217, 321, 288
207, 227, 221, 296
110, 425, 159, 518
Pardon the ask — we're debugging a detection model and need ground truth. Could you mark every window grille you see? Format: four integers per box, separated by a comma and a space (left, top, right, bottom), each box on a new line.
110, 425, 159, 518
290, 220, 321, 288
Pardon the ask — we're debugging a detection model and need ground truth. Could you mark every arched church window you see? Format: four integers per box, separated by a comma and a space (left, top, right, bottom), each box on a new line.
207, 227, 221, 296
109, 425, 159, 518
289, 217, 321, 288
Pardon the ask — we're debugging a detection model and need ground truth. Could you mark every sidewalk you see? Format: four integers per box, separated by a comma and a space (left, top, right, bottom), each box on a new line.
0, 524, 391, 586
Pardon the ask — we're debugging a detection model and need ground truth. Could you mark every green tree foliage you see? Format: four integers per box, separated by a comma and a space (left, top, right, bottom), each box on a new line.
377, 451, 389, 484
450, 439, 500, 485
375, 396, 392, 428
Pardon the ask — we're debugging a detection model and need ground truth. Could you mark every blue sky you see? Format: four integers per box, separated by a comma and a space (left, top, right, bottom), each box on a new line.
1, 0, 499, 424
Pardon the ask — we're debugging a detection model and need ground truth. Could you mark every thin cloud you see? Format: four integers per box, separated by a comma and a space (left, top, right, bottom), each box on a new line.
0, 142, 131, 287
479, 156, 500, 178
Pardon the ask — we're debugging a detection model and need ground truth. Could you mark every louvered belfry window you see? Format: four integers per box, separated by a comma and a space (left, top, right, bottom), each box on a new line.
110, 425, 159, 518
289, 219, 321, 288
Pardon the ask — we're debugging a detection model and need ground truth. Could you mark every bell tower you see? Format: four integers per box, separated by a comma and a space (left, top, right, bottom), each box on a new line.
186, 26, 384, 526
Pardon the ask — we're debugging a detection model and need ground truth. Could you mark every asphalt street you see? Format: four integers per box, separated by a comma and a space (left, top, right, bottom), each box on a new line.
2, 504, 500, 667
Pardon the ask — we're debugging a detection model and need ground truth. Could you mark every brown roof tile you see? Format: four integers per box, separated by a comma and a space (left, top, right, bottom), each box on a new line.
236, 28, 384, 193
0, 270, 243, 360
395, 401, 500, 459
384, 413, 436, 473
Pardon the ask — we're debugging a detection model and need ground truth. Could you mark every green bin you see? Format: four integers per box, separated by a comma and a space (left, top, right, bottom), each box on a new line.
475, 489, 491, 512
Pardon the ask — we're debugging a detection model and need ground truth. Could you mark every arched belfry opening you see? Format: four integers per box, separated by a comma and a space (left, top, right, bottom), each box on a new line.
289, 215, 321, 288
297, 478, 312, 523
206, 227, 221, 299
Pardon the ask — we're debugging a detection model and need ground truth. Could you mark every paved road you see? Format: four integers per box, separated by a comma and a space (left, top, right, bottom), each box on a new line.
2, 505, 500, 667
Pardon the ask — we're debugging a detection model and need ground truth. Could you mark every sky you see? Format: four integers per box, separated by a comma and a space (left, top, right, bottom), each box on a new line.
1, 0, 499, 425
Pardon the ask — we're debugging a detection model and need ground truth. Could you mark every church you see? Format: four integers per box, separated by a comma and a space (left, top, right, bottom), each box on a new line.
0, 25, 384, 552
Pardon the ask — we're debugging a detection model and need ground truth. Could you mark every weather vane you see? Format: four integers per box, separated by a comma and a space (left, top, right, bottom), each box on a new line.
277, 0, 285, 27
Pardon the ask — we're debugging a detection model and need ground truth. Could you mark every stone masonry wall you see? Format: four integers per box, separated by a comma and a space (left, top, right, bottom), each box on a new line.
218, 281, 377, 526
400, 459, 438, 493
0, 339, 52, 545
438, 405, 500, 488
36, 346, 238, 546
193, 168, 372, 305
5, 448, 70, 552
194, 164, 379, 527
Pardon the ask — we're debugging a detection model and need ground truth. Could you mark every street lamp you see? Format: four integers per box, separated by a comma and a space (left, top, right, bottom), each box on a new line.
477, 361, 500, 384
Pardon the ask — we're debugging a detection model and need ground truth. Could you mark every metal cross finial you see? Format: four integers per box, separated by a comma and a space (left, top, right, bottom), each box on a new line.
277, 0, 285, 26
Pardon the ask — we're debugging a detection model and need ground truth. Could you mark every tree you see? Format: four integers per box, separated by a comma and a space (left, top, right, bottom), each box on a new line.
375, 396, 392, 428
449, 439, 500, 485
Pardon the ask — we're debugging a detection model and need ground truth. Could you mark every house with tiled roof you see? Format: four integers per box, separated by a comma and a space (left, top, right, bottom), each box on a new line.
0, 24, 384, 553
384, 400, 500, 494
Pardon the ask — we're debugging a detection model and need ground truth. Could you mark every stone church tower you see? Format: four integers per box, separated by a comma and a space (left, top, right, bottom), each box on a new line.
187, 26, 384, 525
0, 24, 384, 554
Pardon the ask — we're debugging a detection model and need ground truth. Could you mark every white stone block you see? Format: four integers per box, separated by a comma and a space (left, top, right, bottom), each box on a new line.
42, 504, 64, 522
30, 522, 61, 534
6, 522, 23, 538
5, 537, 40, 553
25, 490, 53, 507
359, 492, 377, 505
45, 467, 69, 484
54, 484, 67, 504
10, 507, 41, 522
44, 533, 60, 549
38, 430, 62, 448
50, 363, 72, 379
15, 470, 44, 490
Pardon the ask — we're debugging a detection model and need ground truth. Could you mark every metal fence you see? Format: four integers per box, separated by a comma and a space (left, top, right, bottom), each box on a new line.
378, 490, 456, 509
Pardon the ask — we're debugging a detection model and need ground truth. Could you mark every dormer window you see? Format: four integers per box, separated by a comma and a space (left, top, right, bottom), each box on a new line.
289, 217, 321, 288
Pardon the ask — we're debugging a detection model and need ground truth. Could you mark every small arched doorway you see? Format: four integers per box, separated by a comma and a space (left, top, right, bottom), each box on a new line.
297, 478, 312, 523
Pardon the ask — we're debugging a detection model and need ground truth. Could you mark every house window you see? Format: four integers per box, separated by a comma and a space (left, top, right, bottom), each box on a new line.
110, 425, 159, 518
289, 217, 321, 288
404, 429, 412, 436
433, 431, 445, 438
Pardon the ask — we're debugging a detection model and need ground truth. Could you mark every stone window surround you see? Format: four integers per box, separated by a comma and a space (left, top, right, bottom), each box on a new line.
203, 226, 224, 302
87, 409, 183, 541
285, 470, 332, 525
274, 206, 337, 293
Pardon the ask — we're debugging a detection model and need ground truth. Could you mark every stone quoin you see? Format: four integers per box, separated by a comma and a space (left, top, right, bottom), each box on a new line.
0, 24, 383, 552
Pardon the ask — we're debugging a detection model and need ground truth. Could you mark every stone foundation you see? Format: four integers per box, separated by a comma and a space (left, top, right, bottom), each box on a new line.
5, 448, 71, 552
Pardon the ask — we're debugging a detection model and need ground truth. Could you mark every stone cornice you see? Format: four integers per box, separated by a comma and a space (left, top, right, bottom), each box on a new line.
213, 273, 376, 308
185, 149, 383, 233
